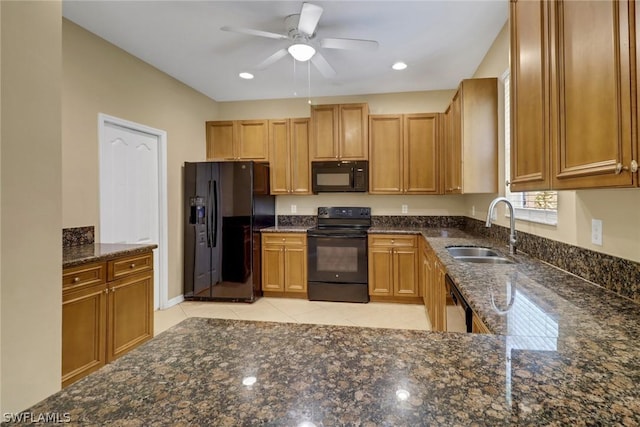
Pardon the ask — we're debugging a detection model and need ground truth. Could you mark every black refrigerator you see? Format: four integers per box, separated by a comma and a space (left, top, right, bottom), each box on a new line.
183, 161, 275, 302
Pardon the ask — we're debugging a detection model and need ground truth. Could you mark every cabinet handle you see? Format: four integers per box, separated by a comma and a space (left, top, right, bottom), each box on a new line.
73, 277, 80, 283
111, 287, 116, 293
391, 239, 395, 244
615, 161, 638, 174
130, 263, 136, 269
105, 288, 109, 294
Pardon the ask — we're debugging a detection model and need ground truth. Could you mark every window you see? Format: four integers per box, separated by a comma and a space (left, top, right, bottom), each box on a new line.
503, 71, 558, 225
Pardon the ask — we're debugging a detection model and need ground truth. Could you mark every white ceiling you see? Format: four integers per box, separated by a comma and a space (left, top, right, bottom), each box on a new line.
62, 1, 508, 102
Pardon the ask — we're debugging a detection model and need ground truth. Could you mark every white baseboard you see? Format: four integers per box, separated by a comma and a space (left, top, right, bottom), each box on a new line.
162, 294, 184, 309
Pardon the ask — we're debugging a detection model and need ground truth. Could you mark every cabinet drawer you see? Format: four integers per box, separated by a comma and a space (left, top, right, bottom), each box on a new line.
262, 233, 307, 246
63, 262, 107, 290
368, 235, 417, 247
108, 252, 153, 281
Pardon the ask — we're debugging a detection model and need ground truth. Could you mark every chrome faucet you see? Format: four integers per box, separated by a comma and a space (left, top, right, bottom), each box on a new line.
486, 197, 517, 255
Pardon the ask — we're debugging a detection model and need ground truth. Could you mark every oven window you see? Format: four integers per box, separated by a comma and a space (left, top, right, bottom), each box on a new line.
317, 172, 350, 186
317, 246, 358, 272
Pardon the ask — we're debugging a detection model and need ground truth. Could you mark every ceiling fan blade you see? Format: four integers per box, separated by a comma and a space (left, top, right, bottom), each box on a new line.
220, 26, 288, 40
255, 48, 289, 70
311, 52, 336, 78
298, 3, 323, 36
320, 38, 379, 51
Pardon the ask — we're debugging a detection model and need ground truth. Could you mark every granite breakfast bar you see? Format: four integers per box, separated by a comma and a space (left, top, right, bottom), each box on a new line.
9, 228, 640, 426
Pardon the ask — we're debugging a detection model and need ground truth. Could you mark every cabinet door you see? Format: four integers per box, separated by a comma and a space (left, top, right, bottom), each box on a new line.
394, 247, 418, 297
284, 244, 307, 293
434, 260, 447, 332
369, 115, 403, 193
404, 113, 440, 194
445, 92, 462, 194
339, 103, 369, 159
368, 247, 393, 296
262, 242, 285, 292
510, 0, 551, 191
290, 118, 311, 194
206, 121, 235, 160
550, 0, 633, 189
269, 119, 290, 194
62, 282, 107, 387
237, 120, 269, 160
311, 105, 339, 160
107, 271, 154, 362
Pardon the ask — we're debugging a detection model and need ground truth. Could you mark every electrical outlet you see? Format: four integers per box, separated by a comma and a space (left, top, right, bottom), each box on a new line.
291, 204, 297, 214
472, 205, 476, 216
591, 219, 603, 246
401, 204, 408, 214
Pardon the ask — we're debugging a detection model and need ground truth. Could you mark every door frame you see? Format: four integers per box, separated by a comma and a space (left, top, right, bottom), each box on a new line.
98, 113, 169, 310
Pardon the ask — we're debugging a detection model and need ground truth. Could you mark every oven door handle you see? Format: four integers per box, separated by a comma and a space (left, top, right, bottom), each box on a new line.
307, 233, 367, 239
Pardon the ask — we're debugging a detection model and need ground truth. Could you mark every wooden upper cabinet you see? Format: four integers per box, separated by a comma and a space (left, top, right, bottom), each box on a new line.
510, 0, 551, 192
369, 115, 403, 193
369, 113, 440, 194
206, 120, 269, 161
509, 0, 638, 190
550, 0, 635, 189
404, 113, 440, 193
269, 118, 311, 195
206, 121, 235, 160
310, 103, 369, 160
237, 120, 269, 160
290, 118, 311, 193
445, 78, 498, 194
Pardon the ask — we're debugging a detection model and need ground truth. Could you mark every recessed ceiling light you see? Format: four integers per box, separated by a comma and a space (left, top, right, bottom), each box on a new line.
239, 72, 254, 80
392, 62, 408, 71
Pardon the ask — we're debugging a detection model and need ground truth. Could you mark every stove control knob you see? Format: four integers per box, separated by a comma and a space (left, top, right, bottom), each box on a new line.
318, 207, 328, 216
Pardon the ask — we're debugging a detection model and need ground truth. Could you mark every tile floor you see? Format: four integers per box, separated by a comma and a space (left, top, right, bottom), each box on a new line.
155, 297, 431, 335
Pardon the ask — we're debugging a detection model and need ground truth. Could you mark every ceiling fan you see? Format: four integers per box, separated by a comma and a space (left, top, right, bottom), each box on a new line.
221, 2, 379, 78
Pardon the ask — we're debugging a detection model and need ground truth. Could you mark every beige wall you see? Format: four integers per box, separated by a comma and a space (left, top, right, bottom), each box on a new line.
1, 1, 62, 413
467, 22, 640, 263
62, 20, 220, 301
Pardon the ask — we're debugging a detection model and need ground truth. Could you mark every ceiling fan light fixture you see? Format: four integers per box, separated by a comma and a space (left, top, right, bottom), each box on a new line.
392, 61, 408, 71
288, 43, 316, 62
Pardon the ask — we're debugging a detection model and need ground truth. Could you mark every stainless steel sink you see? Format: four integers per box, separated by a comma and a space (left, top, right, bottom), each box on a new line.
446, 246, 515, 264
453, 256, 514, 264
447, 246, 500, 257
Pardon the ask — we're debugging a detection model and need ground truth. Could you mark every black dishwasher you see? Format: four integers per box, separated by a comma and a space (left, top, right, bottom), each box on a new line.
445, 274, 472, 333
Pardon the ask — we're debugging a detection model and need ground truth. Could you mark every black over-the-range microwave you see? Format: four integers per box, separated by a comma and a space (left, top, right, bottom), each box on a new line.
311, 160, 368, 193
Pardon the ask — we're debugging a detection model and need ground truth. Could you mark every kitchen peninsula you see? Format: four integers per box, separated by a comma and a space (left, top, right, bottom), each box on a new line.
15, 224, 640, 425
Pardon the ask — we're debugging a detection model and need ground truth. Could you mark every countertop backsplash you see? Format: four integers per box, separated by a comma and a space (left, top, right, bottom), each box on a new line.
63, 226, 95, 248
277, 214, 640, 302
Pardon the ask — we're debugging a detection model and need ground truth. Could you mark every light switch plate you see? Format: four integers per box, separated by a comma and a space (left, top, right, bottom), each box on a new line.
401, 204, 408, 214
291, 204, 297, 214
591, 219, 603, 246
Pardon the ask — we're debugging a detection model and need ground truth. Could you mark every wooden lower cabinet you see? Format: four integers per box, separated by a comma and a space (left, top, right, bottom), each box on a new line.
261, 233, 307, 297
62, 251, 154, 388
421, 239, 447, 332
472, 311, 491, 334
368, 234, 419, 302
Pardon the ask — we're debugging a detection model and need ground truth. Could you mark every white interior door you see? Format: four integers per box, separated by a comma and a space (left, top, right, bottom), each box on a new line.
99, 116, 167, 310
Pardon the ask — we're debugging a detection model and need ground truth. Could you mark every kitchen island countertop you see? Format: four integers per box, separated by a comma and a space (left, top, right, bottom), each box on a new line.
20, 227, 640, 425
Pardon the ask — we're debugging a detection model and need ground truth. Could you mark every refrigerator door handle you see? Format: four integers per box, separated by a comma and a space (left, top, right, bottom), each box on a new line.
206, 180, 212, 248
212, 179, 218, 248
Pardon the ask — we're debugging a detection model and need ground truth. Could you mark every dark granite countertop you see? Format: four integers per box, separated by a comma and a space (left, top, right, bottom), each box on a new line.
21, 227, 639, 425
63, 243, 158, 268
15, 317, 640, 426
261, 225, 311, 233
